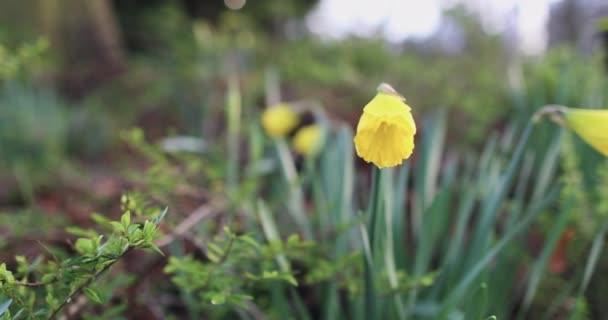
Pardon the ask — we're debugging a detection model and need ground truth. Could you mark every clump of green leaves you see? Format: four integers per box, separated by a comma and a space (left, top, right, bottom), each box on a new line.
164, 228, 312, 311
0, 202, 167, 319
0, 38, 48, 81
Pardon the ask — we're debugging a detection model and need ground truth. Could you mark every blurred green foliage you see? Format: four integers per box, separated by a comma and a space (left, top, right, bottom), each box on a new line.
1, 1, 608, 319
0, 85, 68, 177
0, 38, 49, 80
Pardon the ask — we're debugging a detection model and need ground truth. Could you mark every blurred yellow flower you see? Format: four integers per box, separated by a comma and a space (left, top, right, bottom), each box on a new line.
353, 83, 417, 168
293, 125, 323, 156
261, 104, 299, 138
564, 108, 608, 156
535, 105, 608, 157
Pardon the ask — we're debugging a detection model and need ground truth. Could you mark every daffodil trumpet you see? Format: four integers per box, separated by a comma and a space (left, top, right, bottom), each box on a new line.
354, 83, 417, 168
534, 104, 608, 156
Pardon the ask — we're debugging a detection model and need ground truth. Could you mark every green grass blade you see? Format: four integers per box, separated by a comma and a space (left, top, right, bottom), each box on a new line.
439, 184, 561, 317
465, 121, 534, 271
576, 221, 608, 296
519, 197, 572, 316
382, 167, 407, 318
364, 167, 382, 320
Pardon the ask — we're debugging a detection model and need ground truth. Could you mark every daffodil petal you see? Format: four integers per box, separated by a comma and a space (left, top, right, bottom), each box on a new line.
565, 108, 608, 156
355, 124, 414, 168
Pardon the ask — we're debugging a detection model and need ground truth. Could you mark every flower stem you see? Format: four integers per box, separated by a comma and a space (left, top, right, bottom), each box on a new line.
365, 167, 382, 320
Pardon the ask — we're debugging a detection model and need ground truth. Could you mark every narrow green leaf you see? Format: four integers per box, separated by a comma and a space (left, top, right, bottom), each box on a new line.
152, 207, 168, 226
40, 274, 55, 283
520, 196, 572, 315
257, 200, 289, 272
440, 184, 560, 316
239, 234, 261, 250
121, 211, 131, 231
0, 299, 12, 316
576, 221, 608, 297
144, 243, 165, 256
275, 139, 311, 239
11, 308, 24, 319
84, 287, 103, 304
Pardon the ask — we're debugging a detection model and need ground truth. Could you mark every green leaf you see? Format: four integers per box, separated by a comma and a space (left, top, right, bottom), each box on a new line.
109, 221, 124, 234
74, 238, 93, 254
84, 287, 103, 304
143, 243, 165, 256
11, 308, 24, 319
227, 294, 253, 309
40, 274, 55, 283
239, 234, 261, 250
207, 243, 224, 257
65, 226, 97, 238
210, 294, 226, 305
121, 211, 131, 231
90, 213, 112, 229
0, 299, 12, 316
127, 224, 139, 235
287, 234, 301, 247
152, 207, 168, 226
33, 307, 50, 317
283, 274, 298, 286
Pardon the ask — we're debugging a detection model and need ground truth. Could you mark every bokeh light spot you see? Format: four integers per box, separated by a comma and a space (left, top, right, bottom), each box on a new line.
224, 0, 246, 10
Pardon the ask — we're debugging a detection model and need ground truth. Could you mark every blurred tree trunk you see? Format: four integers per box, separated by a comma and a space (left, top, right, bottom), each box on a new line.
38, 0, 126, 98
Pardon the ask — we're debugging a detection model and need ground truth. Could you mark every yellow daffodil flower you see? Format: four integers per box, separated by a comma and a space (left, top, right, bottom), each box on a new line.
535, 105, 608, 156
293, 124, 323, 157
353, 83, 417, 168
261, 104, 299, 138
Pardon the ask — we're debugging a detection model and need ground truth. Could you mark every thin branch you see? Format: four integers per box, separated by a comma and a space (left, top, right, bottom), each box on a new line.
47, 248, 133, 320
155, 203, 221, 247
15, 280, 55, 287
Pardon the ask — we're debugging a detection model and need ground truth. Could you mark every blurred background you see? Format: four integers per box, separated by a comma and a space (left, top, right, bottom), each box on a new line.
1, 0, 608, 319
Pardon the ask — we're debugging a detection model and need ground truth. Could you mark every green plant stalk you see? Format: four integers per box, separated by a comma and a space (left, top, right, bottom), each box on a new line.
257, 200, 312, 320
306, 156, 329, 240
226, 74, 241, 208
518, 196, 573, 318
275, 139, 312, 239
567, 220, 608, 320
392, 164, 409, 269
256, 200, 289, 272
382, 168, 406, 318
262, 66, 311, 239
12, 162, 36, 208
541, 276, 580, 320
364, 167, 382, 320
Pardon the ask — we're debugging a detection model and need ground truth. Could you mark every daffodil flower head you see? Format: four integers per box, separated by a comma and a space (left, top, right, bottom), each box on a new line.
353, 83, 417, 168
535, 105, 608, 156
293, 124, 324, 157
261, 103, 299, 138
